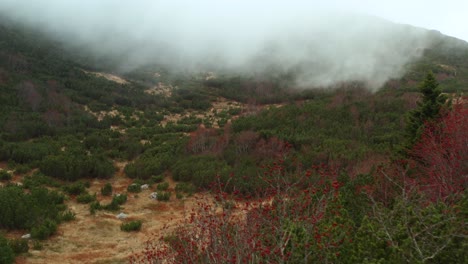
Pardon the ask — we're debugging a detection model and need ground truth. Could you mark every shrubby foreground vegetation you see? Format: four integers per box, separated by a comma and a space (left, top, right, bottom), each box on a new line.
131, 74, 467, 263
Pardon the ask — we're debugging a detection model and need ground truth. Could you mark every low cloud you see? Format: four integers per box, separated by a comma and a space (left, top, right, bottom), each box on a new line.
0, 0, 432, 90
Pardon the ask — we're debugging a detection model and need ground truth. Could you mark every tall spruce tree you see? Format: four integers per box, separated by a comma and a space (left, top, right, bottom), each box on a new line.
405, 72, 448, 149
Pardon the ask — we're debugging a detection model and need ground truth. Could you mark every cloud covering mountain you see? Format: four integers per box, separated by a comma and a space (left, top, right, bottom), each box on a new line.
0, 0, 435, 89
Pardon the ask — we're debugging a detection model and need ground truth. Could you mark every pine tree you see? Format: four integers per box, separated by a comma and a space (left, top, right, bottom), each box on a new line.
405, 72, 447, 149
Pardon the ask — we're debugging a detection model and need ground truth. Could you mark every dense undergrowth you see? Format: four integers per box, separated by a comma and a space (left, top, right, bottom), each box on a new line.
132, 101, 467, 264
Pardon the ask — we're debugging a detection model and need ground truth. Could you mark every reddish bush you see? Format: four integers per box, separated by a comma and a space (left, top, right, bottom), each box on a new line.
17, 81, 42, 111
363, 103, 467, 204
186, 125, 219, 154
254, 137, 290, 160
234, 130, 258, 154
130, 162, 351, 263
410, 103, 467, 201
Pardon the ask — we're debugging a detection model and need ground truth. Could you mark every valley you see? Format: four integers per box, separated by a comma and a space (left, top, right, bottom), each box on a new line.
0, 10, 466, 264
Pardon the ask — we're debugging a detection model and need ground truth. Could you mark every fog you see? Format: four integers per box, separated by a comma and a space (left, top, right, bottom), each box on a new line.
0, 0, 435, 89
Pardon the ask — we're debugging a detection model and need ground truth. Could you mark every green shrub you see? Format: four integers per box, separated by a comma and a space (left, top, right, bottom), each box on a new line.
56, 203, 67, 211
0, 186, 65, 230
217, 118, 228, 127
84, 134, 110, 150
100, 194, 127, 212
101, 183, 113, 196
40, 153, 115, 181
175, 182, 195, 195
32, 240, 43, 250
120, 220, 142, 232
22, 173, 60, 189
176, 192, 184, 199
63, 182, 87, 196
14, 164, 31, 175
113, 194, 127, 205
228, 108, 241, 115
0, 170, 12, 181
0, 234, 14, 264
31, 220, 57, 240
172, 155, 230, 188
89, 201, 101, 214
157, 192, 170, 201
156, 182, 169, 191
59, 210, 76, 222
76, 193, 96, 204
132, 179, 146, 185
124, 159, 165, 180
151, 175, 164, 183
8, 239, 29, 255
102, 201, 120, 211
127, 183, 141, 193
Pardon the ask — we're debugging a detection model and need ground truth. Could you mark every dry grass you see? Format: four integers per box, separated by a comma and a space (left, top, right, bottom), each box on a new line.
14, 162, 197, 264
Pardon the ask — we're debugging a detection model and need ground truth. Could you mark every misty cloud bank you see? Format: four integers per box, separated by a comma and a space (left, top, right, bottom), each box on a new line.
0, 0, 433, 90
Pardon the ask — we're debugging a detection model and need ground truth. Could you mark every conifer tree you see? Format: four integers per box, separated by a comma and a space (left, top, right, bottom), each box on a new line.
405, 72, 447, 149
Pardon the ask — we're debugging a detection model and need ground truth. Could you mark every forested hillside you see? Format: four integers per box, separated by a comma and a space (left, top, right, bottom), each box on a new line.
0, 17, 466, 264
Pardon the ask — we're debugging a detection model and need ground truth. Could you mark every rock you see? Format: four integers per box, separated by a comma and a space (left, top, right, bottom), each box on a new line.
140, 184, 149, 190
116, 212, 128, 219
21, 234, 31, 239
150, 192, 158, 200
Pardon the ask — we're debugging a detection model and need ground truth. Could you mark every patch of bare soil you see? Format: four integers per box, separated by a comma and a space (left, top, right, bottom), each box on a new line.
204, 72, 216, 80
84, 106, 124, 122
159, 96, 288, 128
160, 97, 246, 128
210, 97, 244, 113
82, 70, 129, 85
18, 162, 199, 264
144, 82, 173, 97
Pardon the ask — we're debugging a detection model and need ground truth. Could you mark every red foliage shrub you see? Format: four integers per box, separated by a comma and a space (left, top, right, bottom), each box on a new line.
363, 103, 467, 204
410, 103, 468, 201
254, 136, 290, 160
130, 161, 351, 263
17, 81, 42, 111
234, 130, 258, 154
186, 126, 220, 154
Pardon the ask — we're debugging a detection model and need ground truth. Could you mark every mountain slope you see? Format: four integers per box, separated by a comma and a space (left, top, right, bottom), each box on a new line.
0, 17, 467, 264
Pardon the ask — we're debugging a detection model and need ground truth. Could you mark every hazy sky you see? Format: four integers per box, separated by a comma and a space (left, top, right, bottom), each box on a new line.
2, 0, 465, 39
195, 0, 468, 41
332, 0, 468, 41
0, 0, 465, 89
